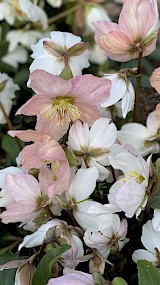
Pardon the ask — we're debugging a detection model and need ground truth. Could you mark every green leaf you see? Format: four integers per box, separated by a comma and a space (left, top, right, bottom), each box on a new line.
0, 268, 16, 285
0, 253, 23, 265
112, 277, 128, 285
65, 147, 79, 166
0, 253, 28, 285
137, 260, 160, 285
1, 134, 23, 164
59, 66, 73, 80
32, 244, 70, 285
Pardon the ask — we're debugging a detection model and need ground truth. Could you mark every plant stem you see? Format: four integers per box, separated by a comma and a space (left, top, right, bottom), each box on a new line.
0, 101, 22, 151
133, 51, 143, 122
49, 4, 81, 24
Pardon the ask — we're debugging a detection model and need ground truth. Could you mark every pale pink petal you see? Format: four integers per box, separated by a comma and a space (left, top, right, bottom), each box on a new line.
150, 67, 160, 94
8, 129, 50, 142
77, 103, 100, 126
72, 74, 111, 104
16, 95, 51, 116
35, 114, 69, 141
146, 110, 159, 135
119, 0, 159, 39
28, 70, 72, 95
98, 30, 133, 62
18, 143, 44, 169
4, 173, 41, 199
93, 21, 120, 42
47, 272, 94, 285
0, 202, 37, 225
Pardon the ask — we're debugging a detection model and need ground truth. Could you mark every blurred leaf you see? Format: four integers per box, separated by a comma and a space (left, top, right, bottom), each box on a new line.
137, 260, 160, 285
0, 253, 23, 265
1, 134, 23, 164
151, 158, 160, 209
112, 277, 128, 285
14, 67, 29, 86
151, 194, 160, 209
0, 268, 16, 285
32, 244, 70, 285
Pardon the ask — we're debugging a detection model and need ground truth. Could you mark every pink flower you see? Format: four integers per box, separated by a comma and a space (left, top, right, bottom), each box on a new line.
0, 168, 62, 229
47, 270, 94, 285
93, 0, 159, 62
150, 67, 160, 94
16, 70, 111, 140
9, 130, 70, 197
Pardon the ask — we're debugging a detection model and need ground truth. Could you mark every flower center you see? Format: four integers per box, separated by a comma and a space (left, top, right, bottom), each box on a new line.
126, 171, 145, 184
75, 146, 109, 160
12, 0, 27, 17
45, 96, 81, 126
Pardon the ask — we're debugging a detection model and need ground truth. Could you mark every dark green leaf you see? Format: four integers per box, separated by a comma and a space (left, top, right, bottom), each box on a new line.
0, 268, 16, 285
1, 134, 23, 164
137, 260, 160, 285
32, 244, 70, 285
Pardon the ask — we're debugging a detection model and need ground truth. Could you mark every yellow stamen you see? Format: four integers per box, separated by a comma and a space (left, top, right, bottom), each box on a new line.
45, 96, 81, 126
126, 171, 145, 184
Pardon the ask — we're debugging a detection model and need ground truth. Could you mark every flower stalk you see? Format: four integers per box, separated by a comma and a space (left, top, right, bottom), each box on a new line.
133, 51, 143, 122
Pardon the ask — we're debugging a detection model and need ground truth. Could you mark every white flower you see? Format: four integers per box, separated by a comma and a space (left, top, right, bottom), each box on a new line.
0, 166, 24, 207
101, 74, 135, 118
0, 0, 48, 30
89, 43, 107, 65
68, 118, 117, 181
84, 4, 110, 36
2, 46, 28, 68
30, 31, 90, 76
65, 167, 115, 231
108, 145, 149, 218
19, 219, 84, 269
18, 219, 62, 250
132, 220, 160, 266
6, 30, 43, 52
152, 209, 160, 231
46, 0, 62, 8
0, 73, 19, 123
117, 109, 160, 156
84, 214, 129, 259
